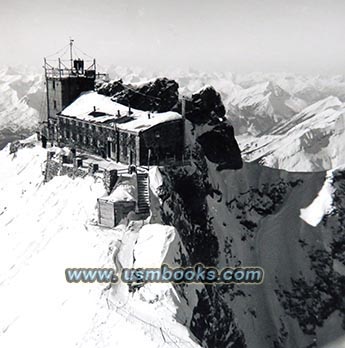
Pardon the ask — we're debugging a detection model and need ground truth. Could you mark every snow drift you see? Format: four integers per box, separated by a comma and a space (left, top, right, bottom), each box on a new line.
0, 139, 200, 348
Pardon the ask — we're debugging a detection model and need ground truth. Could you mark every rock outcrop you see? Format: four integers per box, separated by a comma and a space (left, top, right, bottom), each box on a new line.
184, 85, 226, 125
185, 85, 243, 171
197, 123, 243, 170
96, 77, 179, 113
95, 79, 125, 97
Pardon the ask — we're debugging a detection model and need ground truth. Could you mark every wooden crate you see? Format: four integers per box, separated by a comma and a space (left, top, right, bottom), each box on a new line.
98, 199, 116, 227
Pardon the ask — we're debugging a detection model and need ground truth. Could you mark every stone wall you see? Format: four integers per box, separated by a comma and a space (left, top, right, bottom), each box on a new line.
44, 151, 120, 199
44, 151, 88, 182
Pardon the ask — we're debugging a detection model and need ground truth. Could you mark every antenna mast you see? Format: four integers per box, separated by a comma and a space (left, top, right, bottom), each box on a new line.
69, 38, 74, 70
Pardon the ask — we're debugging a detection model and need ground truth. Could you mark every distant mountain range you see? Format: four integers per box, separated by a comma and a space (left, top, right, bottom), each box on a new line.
0, 66, 43, 149
239, 96, 345, 171
223, 80, 307, 135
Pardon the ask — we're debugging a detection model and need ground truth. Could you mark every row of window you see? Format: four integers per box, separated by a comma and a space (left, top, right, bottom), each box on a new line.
63, 129, 101, 147
59, 118, 102, 132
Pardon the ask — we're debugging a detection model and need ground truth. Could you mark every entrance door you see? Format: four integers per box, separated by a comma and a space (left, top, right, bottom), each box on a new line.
111, 142, 116, 160
107, 141, 117, 161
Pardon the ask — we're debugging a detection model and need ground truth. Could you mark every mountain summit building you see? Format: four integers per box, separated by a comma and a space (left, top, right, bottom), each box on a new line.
41, 42, 185, 167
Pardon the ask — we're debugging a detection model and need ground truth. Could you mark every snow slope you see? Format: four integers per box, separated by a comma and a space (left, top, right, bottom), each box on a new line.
0, 141, 200, 348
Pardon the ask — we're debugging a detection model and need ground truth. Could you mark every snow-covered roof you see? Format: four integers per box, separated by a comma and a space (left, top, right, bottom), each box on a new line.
100, 175, 136, 203
61, 91, 182, 134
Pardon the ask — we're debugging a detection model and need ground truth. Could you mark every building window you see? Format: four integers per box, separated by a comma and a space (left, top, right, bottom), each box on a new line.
53, 100, 57, 110
122, 133, 128, 157
52, 80, 56, 90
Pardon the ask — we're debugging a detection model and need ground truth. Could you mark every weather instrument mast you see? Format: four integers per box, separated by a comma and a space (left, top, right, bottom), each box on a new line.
69, 38, 74, 70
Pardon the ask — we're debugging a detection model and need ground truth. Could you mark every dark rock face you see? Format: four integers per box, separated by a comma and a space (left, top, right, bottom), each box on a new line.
158, 147, 245, 347
95, 79, 125, 97
190, 287, 246, 348
197, 123, 243, 170
276, 169, 345, 337
96, 77, 179, 113
185, 86, 226, 125
159, 163, 219, 266
182, 85, 243, 171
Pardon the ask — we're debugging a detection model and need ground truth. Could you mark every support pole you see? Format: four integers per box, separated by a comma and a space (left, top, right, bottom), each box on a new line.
44, 57, 51, 140
58, 58, 62, 78
69, 38, 74, 71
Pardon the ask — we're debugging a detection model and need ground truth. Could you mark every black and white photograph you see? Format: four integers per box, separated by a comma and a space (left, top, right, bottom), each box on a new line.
1, 1, 345, 347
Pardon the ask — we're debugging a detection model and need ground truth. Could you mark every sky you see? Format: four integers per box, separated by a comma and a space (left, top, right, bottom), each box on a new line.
1, 0, 345, 74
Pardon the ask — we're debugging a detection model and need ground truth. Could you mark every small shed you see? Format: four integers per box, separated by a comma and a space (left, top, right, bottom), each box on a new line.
97, 175, 136, 228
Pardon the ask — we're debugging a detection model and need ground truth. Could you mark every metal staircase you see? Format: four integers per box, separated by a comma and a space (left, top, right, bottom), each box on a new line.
136, 172, 150, 216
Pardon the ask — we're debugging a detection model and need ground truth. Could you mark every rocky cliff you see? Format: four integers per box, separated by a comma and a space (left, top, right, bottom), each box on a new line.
149, 86, 345, 348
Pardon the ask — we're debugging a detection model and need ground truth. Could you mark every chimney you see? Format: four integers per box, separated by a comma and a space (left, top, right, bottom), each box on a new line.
93, 106, 96, 112
73, 157, 83, 168
88, 163, 99, 174
71, 148, 76, 158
